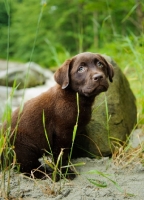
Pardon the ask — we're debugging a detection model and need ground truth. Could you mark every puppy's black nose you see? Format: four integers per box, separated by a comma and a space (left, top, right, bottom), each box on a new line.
93, 74, 103, 81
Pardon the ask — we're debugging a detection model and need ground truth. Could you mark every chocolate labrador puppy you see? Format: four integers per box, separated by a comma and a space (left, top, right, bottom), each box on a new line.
2, 52, 114, 179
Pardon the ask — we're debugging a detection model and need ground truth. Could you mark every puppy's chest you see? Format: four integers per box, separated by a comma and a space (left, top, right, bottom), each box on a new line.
59, 104, 91, 126
78, 106, 92, 126
55, 94, 92, 127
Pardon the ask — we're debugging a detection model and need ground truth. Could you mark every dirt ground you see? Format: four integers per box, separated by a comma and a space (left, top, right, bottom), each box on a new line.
0, 156, 144, 200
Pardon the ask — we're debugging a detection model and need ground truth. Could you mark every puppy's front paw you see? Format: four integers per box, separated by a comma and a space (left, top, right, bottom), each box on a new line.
62, 168, 77, 180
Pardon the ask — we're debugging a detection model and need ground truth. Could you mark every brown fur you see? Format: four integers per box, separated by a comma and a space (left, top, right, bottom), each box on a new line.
2, 52, 114, 179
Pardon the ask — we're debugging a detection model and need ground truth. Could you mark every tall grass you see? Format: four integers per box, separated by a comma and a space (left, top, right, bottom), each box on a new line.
0, 82, 18, 198
0, 0, 20, 191
0, 1, 46, 198
63, 92, 80, 179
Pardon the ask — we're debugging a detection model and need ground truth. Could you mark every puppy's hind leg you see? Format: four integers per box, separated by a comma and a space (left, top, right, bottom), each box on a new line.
14, 142, 49, 179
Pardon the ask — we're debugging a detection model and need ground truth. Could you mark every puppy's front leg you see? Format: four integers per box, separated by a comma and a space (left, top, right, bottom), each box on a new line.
52, 134, 76, 180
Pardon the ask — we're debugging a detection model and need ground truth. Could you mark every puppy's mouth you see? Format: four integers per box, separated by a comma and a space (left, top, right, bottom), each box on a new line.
82, 84, 108, 97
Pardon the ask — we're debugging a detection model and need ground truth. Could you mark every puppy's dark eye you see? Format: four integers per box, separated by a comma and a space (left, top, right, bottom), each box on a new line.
78, 66, 86, 73
97, 61, 103, 68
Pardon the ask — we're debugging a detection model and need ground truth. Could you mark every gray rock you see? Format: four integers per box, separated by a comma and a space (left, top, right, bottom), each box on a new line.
0, 61, 51, 89
74, 55, 137, 157
0, 61, 55, 123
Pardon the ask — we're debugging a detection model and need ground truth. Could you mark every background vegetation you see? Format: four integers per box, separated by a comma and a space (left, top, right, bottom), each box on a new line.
0, 0, 144, 124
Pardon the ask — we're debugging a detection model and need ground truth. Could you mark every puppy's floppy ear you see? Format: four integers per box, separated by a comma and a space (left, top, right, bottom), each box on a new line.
107, 61, 114, 82
54, 59, 72, 89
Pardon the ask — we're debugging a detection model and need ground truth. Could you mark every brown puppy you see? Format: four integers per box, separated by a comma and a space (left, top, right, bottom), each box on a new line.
2, 52, 114, 179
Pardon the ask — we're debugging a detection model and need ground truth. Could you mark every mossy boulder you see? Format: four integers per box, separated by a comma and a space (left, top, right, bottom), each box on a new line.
74, 55, 137, 157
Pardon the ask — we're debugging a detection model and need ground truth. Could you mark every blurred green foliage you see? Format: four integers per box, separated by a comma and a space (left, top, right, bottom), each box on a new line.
0, 0, 143, 67
0, 0, 144, 125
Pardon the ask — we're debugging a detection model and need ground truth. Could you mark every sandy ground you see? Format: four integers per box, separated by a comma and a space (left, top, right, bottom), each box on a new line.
0, 156, 144, 200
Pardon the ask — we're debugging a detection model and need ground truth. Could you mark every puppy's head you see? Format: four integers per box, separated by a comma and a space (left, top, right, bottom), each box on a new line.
54, 52, 114, 97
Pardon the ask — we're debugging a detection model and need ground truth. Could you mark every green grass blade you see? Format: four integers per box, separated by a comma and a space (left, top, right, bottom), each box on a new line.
87, 170, 123, 192
87, 178, 107, 188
